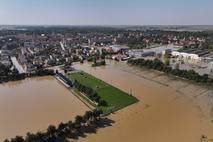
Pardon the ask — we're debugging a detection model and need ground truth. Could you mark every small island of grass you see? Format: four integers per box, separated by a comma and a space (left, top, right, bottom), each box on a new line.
67, 71, 138, 115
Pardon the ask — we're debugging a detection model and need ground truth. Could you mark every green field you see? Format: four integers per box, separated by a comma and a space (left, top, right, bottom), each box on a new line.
67, 72, 138, 114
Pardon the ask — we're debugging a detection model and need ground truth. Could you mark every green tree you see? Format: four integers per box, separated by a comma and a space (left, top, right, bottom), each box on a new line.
26, 132, 36, 142
47, 125, 57, 138
11, 136, 25, 142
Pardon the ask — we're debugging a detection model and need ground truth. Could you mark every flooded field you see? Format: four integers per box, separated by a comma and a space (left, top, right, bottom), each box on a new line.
73, 60, 213, 142
0, 76, 89, 141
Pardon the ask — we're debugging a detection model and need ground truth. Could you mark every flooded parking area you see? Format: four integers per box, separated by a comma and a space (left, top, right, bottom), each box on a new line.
0, 76, 89, 141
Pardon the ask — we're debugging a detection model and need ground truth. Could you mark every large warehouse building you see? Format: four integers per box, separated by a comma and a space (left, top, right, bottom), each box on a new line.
171, 48, 211, 61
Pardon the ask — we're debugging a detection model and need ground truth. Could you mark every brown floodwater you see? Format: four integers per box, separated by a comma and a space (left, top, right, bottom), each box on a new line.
0, 76, 89, 141
73, 60, 213, 142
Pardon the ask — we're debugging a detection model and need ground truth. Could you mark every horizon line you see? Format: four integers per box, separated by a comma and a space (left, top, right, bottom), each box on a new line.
1, 24, 213, 27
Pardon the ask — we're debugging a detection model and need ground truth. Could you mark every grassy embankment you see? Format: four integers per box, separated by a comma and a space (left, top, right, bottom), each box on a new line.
67, 72, 138, 115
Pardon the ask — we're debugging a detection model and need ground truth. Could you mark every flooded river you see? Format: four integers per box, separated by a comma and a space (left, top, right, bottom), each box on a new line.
0, 76, 89, 141
73, 60, 213, 142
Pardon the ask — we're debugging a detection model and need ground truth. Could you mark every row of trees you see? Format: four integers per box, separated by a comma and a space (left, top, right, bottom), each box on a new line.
128, 58, 213, 84
28, 69, 55, 77
91, 55, 106, 67
0, 63, 55, 84
92, 60, 106, 67
73, 80, 107, 106
0, 63, 14, 76
0, 73, 26, 83
4, 109, 103, 142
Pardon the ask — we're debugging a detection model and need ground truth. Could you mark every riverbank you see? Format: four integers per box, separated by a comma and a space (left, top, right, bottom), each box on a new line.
73, 60, 213, 142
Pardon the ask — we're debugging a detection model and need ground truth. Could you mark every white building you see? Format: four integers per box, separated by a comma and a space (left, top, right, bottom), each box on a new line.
171, 51, 201, 60
143, 44, 181, 55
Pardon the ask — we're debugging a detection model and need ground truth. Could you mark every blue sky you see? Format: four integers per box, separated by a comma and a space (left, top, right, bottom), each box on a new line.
0, 0, 212, 25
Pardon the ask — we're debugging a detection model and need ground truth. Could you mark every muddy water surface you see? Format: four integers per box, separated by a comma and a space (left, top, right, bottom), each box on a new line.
0, 76, 89, 141
73, 60, 213, 142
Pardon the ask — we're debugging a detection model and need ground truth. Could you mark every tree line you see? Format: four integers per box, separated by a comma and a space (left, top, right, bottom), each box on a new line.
73, 80, 107, 106
92, 60, 106, 67
87, 55, 106, 67
4, 109, 103, 142
128, 58, 213, 84
92, 55, 106, 67
0, 63, 55, 84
